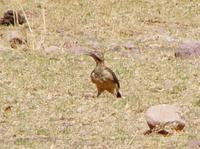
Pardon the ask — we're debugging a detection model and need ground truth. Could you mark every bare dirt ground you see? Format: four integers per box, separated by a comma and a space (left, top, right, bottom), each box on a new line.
0, 0, 200, 148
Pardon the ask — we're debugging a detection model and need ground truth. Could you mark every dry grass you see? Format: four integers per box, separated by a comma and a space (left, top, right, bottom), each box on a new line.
0, 0, 200, 148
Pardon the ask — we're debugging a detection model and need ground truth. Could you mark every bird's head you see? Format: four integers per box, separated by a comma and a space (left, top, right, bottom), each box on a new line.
84, 51, 105, 65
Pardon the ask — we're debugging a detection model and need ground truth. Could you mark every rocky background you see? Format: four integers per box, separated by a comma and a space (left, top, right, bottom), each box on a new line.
0, 0, 200, 148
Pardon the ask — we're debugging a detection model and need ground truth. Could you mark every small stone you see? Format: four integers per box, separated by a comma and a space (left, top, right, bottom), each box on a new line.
63, 41, 74, 49
7, 30, 26, 49
109, 45, 121, 51
175, 40, 200, 59
4, 105, 12, 112
145, 104, 185, 135
186, 139, 200, 148
123, 41, 135, 50
112, 45, 121, 51
44, 46, 59, 54
0, 10, 26, 26
108, 42, 121, 51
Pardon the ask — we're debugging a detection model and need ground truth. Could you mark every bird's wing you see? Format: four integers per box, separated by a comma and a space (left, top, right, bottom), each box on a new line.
104, 67, 120, 88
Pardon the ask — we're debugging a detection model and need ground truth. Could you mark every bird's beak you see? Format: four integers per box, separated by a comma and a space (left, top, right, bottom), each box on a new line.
84, 51, 99, 61
83, 51, 103, 63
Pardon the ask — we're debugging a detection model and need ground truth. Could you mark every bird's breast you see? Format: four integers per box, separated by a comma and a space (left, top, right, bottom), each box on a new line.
91, 71, 101, 83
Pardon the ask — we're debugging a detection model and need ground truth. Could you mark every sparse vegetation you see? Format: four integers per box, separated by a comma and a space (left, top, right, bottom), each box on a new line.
0, 0, 200, 148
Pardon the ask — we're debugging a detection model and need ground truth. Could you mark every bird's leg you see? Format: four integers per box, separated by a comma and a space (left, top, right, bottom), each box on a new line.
97, 92, 101, 97
97, 87, 102, 97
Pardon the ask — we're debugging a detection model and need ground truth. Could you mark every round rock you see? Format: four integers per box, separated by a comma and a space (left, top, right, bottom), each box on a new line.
145, 104, 185, 134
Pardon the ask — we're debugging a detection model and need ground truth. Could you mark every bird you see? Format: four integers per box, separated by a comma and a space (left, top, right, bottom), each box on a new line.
85, 51, 122, 98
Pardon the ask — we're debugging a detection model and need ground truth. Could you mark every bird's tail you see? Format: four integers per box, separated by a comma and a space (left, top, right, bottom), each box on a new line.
117, 91, 122, 98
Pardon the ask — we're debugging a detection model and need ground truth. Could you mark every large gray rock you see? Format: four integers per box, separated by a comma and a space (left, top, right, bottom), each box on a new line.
145, 104, 185, 135
175, 40, 200, 59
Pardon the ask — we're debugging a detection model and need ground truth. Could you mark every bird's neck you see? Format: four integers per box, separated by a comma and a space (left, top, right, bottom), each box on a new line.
96, 62, 105, 67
